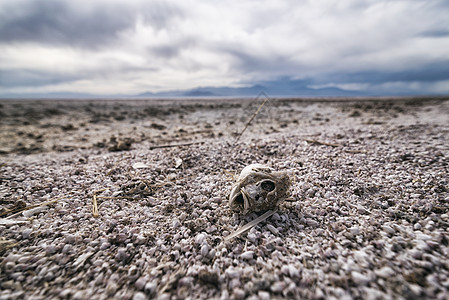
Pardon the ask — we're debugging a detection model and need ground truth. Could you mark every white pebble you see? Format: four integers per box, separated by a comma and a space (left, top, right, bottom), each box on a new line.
382, 225, 395, 235
375, 266, 395, 278
349, 226, 360, 235
415, 233, 432, 241
62, 244, 72, 254
270, 281, 286, 293
306, 219, 319, 227
73, 290, 85, 300
172, 219, 181, 229
233, 288, 245, 299
281, 264, 300, 278
351, 271, 370, 285
100, 242, 111, 250
195, 233, 206, 244
267, 224, 279, 236
4, 254, 20, 263
240, 251, 254, 260
134, 277, 147, 290
133, 292, 148, 300
22, 228, 33, 239
258, 291, 270, 300
409, 249, 423, 259
226, 268, 241, 279
64, 234, 76, 244
135, 235, 146, 245
22, 206, 48, 218
200, 244, 209, 257
247, 232, 257, 243
144, 282, 157, 295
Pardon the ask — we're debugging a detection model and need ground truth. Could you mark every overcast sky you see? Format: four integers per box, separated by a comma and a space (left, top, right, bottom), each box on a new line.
1, 0, 449, 96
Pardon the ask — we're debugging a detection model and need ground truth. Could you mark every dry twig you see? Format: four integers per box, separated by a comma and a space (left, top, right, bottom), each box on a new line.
345, 149, 367, 154
234, 91, 271, 143
150, 141, 204, 150
225, 210, 275, 242
304, 139, 340, 147
92, 189, 105, 217
4, 198, 62, 219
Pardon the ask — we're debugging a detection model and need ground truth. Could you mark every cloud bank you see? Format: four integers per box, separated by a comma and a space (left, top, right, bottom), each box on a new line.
1, 0, 449, 96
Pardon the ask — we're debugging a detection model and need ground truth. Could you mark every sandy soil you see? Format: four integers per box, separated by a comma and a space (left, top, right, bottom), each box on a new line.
0, 97, 448, 299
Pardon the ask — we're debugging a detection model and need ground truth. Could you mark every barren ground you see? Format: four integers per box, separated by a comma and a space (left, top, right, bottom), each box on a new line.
0, 97, 448, 299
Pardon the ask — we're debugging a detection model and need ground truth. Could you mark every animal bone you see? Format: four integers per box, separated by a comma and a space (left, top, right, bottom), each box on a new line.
229, 164, 290, 215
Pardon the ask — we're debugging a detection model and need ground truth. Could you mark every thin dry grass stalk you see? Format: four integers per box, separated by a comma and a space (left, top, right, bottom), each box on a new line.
234, 91, 271, 143
92, 189, 105, 218
4, 198, 62, 219
150, 141, 204, 150
225, 210, 275, 242
304, 139, 340, 147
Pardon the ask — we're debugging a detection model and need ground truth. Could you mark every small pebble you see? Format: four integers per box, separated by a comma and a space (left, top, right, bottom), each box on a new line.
59, 289, 73, 298
351, 271, 370, 285
267, 224, 279, 235
306, 219, 319, 227
200, 244, 209, 257
4, 262, 15, 272
409, 249, 423, 259
195, 233, 206, 245
4, 254, 20, 263
258, 291, 271, 300
144, 282, 157, 295
271, 281, 286, 293
226, 268, 241, 279
100, 242, 111, 250
45, 245, 57, 255
62, 244, 72, 254
349, 226, 360, 235
375, 267, 395, 278
135, 235, 146, 245
22, 228, 33, 239
240, 251, 254, 260
382, 225, 395, 235
135, 277, 147, 290
115, 248, 129, 262
73, 290, 85, 300
416, 233, 432, 241
133, 292, 148, 300
64, 234, 76, 244
247, 232, 257, 243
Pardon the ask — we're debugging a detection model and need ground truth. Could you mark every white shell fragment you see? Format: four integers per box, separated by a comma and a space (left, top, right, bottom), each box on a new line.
228, 164, 290, 215
132, 162, 150, 169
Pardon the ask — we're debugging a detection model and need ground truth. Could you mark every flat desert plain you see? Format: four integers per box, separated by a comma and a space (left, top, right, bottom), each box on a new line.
0, 97, 448, 299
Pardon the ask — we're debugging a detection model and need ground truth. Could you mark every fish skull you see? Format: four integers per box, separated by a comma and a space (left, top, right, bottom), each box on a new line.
229, 164, 290, 215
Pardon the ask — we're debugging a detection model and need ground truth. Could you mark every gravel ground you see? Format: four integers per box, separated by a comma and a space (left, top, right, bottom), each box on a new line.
0, 97, 448, 299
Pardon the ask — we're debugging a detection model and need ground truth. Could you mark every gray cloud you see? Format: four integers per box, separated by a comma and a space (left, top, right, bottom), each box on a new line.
319, 61, 449, 86
0, 68, 80, 87
421, 30, 449, 38
1, 0, 449, 96
0, 0, 182, 49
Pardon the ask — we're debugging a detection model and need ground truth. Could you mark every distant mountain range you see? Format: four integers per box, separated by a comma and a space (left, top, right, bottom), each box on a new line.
1, 78, 438, 99
137, 79, 359, 98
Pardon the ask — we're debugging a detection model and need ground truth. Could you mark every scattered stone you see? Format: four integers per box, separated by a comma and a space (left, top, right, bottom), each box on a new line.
198, 269, 219, 286
351, 271, 370, 285
22, 228, 33, 239
375, 266, 395, 278
1, 98, 448, 299
133, 291, 148, 300
240, 251, 254, 260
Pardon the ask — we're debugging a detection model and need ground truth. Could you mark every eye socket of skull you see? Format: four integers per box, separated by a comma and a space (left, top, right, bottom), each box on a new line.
234, 193, 244, 207
260, 180, 276, 192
